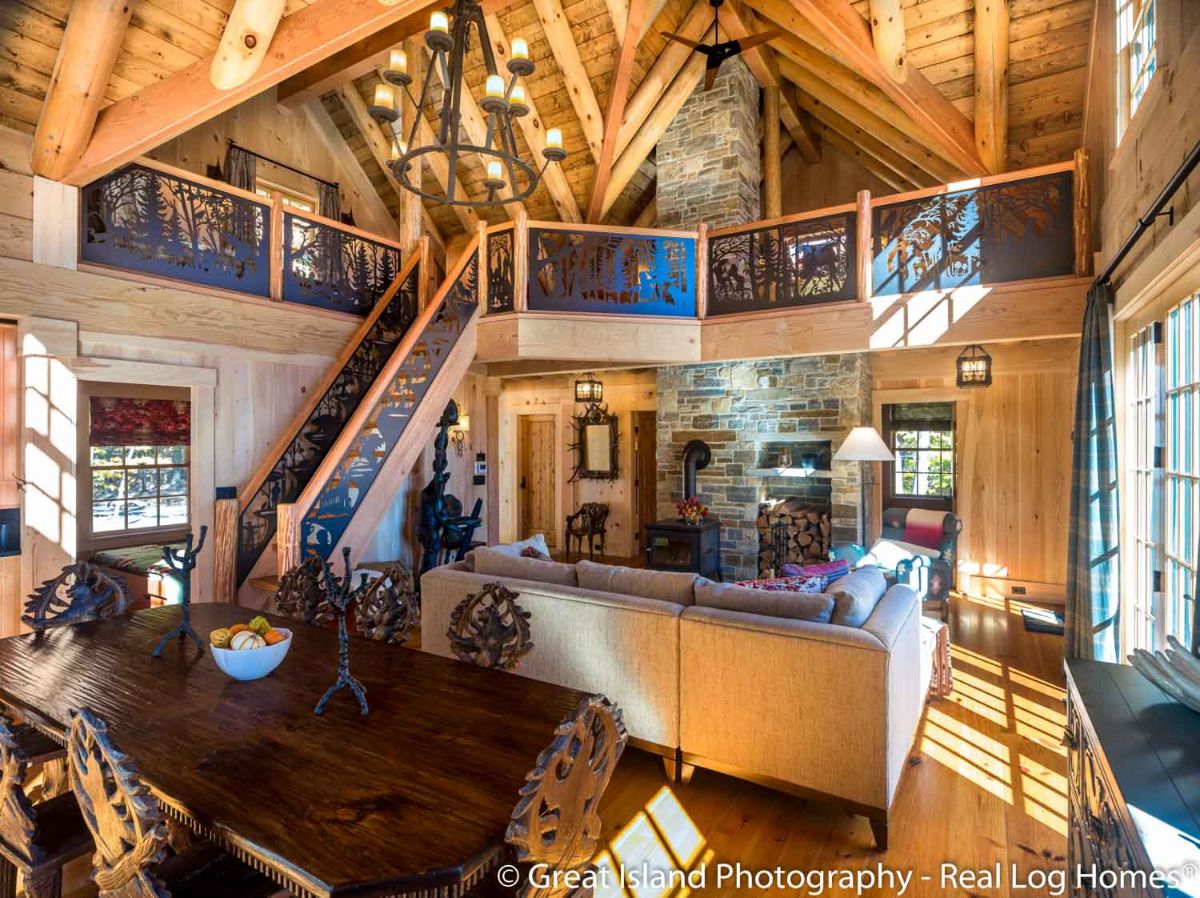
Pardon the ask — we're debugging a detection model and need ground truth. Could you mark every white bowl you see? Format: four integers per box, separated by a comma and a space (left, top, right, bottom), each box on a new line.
211, 629, 292, 681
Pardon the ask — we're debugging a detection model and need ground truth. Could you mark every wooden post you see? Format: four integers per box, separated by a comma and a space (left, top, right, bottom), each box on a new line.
269, 193, 285, 301
477, 221, 490, 313
696, 222, 708, 319
212, 497, 238, 603
514, 210, 529, 312
1073, 148, 1092, 278
276, 503, 300, 578
418, 234, 432, 310
973, 0, 1010, 174
867, 0, 907, 83
856, 190, 872, 301
763, 88, 782, 220
210, 0, 287, 90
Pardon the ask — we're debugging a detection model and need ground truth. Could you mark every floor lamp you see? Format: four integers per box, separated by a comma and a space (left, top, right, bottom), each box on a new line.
833, 427, 895, 547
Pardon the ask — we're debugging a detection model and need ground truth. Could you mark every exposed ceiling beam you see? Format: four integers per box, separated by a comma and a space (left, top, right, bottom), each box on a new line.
587, 0, 651, 221
817, 125, 909, 192
776, 0, 986, 177
31, 0, 132, 180
531, 0, 605, 163
866, 0, 907, 84
63, 0, 448, 186
211, 0, 287, 90
763, 86, 782, 218
482, 11, 582, 222
606, 0, 673, 45
973, 0, 1010, 173
779, 85, 822, 165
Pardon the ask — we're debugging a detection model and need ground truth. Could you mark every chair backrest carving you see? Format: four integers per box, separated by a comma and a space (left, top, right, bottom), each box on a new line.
568, 503, 608, 534
0, 718, 39, 861
506, 694, 628, 898
353, 564, 420, 645
23, 562, 129, 632
68, 708, 169, 898
447, 582, 533, 670
275, 557, 331, 625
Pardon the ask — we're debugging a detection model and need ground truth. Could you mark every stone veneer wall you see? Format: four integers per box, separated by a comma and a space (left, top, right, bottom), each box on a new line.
656, 355, 872, 581
655, 57, 761, 229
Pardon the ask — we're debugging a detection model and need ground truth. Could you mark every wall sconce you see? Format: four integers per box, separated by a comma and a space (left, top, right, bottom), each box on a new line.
575, 372, 603, 404
956, 344, 992, 388
449, 415, 470, 456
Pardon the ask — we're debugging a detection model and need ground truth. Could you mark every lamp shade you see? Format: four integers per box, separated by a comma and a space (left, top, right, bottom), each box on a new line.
453, 415, 470, 433
834, 427, 894, 462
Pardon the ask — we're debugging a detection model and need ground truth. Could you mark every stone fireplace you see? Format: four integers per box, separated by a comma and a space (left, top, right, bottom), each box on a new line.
656, 355, 871, 581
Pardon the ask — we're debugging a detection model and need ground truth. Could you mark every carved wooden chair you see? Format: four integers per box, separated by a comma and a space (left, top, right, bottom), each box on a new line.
354, 564, 420, 645
447, 583, 534, 671
563, 503, 609, 561
274, 557, 331, 626
67, 707, 282, 898
22, 562, 130, 632
0, 718, 92, 898
470, 695, 628, 897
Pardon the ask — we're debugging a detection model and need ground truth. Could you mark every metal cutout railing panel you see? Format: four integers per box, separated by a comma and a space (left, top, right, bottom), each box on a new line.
486, 228, 515, 314
299, 255, 479, 561
872, 169, 1074, 297
236, 262, 422, 584
707, 211, 856, 315
282, 213, 404, 315
527, 228, 696, 316
81, 163, 271, 296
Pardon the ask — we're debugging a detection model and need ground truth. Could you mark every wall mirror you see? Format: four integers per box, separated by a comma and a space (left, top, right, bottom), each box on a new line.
571, 404, 619, 481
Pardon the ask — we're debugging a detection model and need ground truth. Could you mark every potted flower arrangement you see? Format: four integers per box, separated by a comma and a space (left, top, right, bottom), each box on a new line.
676, 496, 708, 526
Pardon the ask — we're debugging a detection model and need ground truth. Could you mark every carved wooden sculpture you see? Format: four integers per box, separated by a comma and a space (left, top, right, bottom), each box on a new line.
447, 582, 534, 671
354, 564, 419, 646
506, 695, 628, 898
22, 562, 129, 632
275, 556, 332, 626
67, 708, 170, 898
0, 720, 39, 862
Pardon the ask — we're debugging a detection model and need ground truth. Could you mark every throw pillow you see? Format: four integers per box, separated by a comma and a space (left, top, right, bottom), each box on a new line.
695, 581, 835, 623
474, 547, 577, 587
778, 558, 851, 591
829, 566, 888, 627
734, 574, 827, 593
575, 559, 697, 605
488, 533, 552, 558
520, 546, 551, 560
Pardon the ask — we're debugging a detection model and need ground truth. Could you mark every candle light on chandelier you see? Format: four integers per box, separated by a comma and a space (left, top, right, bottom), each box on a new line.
368, 82, 398, 123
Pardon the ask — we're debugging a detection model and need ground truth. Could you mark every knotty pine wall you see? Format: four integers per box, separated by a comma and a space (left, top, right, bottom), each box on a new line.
781, 145, 893, 213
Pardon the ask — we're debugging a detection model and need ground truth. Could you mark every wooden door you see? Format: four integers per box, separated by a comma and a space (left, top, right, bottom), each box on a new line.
632, 410, 658, 553
518, 415, 557, 548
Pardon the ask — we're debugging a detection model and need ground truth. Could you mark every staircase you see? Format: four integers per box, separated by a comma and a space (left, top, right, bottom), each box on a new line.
231, 236, 481, 593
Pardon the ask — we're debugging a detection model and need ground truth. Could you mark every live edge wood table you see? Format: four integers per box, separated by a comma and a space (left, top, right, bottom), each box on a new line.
0, 605, 588, 898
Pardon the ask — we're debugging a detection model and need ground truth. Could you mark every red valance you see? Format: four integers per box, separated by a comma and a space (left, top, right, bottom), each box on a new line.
89, 397, 190, 447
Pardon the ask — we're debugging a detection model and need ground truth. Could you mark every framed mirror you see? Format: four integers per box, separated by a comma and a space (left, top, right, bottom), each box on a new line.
570, 404, 619, 481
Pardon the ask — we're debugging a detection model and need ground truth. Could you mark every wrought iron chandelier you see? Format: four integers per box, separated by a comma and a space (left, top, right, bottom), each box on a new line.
370, 0, 567, 208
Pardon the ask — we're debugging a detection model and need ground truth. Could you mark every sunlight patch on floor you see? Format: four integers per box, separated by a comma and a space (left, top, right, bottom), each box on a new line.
600, 786, 711, 898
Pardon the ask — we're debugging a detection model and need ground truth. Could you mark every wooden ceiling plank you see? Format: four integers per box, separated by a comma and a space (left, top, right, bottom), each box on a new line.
866, 0, 907, 83
531, 0, 606, 163
31, 0, 134, 180
605, 0, 629, 38
483, 11, 583, 222
210, 0, 287, 90
631, 194, 656, 228
795, 93, 929, 189
973, 0, 1010, 173
586, 0, 651, 221
64, 0, 456, 186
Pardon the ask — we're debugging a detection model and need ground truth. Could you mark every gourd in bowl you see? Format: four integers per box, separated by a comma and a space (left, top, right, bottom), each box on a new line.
210, 621, 292, 682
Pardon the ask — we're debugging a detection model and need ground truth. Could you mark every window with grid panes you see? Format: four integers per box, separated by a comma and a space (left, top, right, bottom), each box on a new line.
1165, 294, 1199, 648
91, 445, 190, 535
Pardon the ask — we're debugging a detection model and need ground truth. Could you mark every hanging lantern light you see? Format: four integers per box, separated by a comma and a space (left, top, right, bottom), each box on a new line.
575, 372, 604, 404
956, 344, 992, 388
381, 0, 567, 209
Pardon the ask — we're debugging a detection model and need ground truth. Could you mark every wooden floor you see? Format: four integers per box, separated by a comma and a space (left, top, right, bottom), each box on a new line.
592, 592, 1068, 897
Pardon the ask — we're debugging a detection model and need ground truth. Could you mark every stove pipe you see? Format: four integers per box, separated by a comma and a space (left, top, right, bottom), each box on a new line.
682, 439, 711, 500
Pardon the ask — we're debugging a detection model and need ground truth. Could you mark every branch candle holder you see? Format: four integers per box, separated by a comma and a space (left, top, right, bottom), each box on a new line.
314, 548, 369, 717
153, 527, 207, 657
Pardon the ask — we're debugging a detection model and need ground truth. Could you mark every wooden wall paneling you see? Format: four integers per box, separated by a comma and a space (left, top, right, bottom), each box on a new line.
0, 324, 17, 509
780, 131, 894, 212
0, 129, 33, 262
0, 556, 18, 639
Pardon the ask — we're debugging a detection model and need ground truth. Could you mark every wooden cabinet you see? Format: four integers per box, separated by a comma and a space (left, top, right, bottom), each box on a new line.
1066, 660, 1200, 898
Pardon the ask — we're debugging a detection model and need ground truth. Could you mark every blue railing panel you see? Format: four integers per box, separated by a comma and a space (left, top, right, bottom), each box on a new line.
283, 213, 404, 316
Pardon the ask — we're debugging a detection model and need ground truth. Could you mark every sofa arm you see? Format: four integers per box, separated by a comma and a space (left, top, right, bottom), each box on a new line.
862, 584, 921, 649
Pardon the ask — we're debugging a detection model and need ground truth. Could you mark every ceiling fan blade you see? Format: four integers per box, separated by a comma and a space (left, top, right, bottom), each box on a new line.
733, 30, 781, 53
704, 62, 719, 92
661, 31, 703, 50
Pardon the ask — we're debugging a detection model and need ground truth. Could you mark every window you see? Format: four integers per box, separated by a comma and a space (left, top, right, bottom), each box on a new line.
1115, 0, 1157, 138
883, 403, 955, 511
255, 183, 315, 213
1127, 323, 1164, 649
1165, 295, 1198, 649
91, 445, 190, 534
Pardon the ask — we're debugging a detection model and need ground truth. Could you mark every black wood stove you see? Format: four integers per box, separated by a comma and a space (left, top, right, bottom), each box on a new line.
645, 439, 722, 580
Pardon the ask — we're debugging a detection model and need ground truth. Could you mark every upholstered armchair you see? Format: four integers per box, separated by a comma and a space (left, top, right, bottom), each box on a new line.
839, 508, 962, 615
564, 502, 609, 561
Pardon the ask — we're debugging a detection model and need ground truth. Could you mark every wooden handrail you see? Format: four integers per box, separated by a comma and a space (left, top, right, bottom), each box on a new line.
132, 155, 271, 207
707, 201, 858, 239
868, 159, 1075, 209
236, 242, 426, 512
284, 206, 408, 253
286, 232, 481, 529
526, 220, 699, 239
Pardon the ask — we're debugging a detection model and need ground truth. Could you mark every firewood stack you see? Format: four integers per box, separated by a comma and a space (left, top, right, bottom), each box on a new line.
756, 498, 832, 576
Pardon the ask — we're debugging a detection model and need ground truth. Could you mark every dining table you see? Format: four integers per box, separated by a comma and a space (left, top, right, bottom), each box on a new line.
0, 604, 590, 898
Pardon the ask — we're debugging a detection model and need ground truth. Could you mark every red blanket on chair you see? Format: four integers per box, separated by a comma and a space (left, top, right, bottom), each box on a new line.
903, 508, 946, 552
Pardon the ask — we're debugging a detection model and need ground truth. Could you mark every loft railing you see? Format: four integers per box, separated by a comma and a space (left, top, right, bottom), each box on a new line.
276, 233, 481, 574
79, 158, 408, 318
234, 245, 426, 585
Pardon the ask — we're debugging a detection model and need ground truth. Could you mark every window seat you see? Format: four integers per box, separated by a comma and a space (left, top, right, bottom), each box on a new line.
90, 543, 185, 607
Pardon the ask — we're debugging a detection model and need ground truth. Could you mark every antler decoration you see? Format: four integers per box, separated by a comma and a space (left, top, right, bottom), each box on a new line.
313, 548, 370, 717
152, 527, 207, 657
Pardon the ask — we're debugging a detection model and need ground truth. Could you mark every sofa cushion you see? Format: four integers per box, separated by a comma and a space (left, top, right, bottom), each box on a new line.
829, 566, 888, 627
473, 547, 577, 587
695, 580, 834, 623
779, 558, 851, 591
576, 559, 697, 605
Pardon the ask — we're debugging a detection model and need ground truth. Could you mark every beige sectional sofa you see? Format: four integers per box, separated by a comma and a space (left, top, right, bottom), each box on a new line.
420, 551, 925, 849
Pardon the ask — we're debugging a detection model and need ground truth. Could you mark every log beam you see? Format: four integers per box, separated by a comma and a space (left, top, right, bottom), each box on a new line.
210, 0, 287, 90
973, 0, 1010, 174
866, 0, 906, 83
763, 87, 782, 217
31, 0, 133, 181
531, 0, 606, 162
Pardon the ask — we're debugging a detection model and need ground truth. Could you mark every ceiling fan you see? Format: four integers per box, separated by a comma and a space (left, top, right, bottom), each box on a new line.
661, 0, 780, 92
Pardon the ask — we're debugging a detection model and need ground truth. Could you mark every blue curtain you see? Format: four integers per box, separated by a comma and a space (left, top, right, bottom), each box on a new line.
1066, 281, 1121, 660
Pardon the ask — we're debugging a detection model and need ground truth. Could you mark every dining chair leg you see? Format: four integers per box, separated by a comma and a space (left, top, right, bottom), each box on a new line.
0, 858, 15, 898
23, 866, 61, 898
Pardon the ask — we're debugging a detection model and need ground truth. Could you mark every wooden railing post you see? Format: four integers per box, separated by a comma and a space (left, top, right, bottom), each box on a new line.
276, 502, 300, 579
477, 220, 489, 312
1073, 148, 1092, 278
269, 192, 284, 301
856, 189, 872, 301
514, 210, 528, 312
696, 221, 708, 319
212, 496, 238, 603
419, 234, 432, 309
